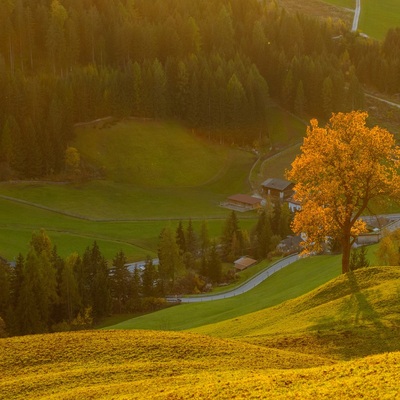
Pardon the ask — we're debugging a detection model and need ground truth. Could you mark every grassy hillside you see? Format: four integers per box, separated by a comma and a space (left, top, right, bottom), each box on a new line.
2, 263, 399, 398
0, 114, 306, 260
0, 196, 258, 261
75, 120, 232, 187
359, 0, 400, 40
321, 0, 400, 39
265, 107, 306, 147
193, 266, 400, 360
2, 329, 400, 400
107, 255, 342, 331
0, 119, 259, 260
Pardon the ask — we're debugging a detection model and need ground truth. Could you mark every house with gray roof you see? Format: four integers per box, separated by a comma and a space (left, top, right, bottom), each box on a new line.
261, 178, 294, 201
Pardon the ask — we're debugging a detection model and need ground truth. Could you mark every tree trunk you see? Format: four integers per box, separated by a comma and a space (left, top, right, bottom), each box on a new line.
341, 231, 351, 274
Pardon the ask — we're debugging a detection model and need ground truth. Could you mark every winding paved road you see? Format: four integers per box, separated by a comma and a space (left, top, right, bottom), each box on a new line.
167, 253, 299, 303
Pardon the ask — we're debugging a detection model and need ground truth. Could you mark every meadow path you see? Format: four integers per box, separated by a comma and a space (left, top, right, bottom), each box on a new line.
167, 253, 299, 303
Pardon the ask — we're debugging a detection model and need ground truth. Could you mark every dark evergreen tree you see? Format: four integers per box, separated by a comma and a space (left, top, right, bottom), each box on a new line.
110, 250, 130, 313
157, 227, 184, 293
59, 253, 81, 323
129, 266, 142, 311
0, 259, 11, 325
349, 247, 370, 271
253, 210, 273, 259
176, 221, 186, 255
206, 240, 222, 283
142, 257, 158, 298
221, 211, 244, 262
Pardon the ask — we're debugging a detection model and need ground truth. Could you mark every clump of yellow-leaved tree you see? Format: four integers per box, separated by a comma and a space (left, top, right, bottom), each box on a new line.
287, 111, 400, 274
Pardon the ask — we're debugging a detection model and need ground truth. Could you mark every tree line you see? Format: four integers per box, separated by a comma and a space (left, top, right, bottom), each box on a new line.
0, 203, 293, 337
1, 0, 399, 179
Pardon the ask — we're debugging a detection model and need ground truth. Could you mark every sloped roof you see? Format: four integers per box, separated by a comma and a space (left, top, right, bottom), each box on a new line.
262, 178, 293, 191
228, 194, 262, 205
234, 256, 258, 270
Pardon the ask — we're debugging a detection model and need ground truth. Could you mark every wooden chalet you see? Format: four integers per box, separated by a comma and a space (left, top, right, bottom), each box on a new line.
261, 178, 294, 201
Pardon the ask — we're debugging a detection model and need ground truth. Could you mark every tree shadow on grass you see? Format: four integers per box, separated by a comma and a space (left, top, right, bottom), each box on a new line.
308, 271, 399, 360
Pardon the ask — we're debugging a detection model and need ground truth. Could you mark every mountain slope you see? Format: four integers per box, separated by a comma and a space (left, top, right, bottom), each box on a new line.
1, 330, 399, 399
74, 120, 233, 187
0, 330, 332, 400
192, 266, 400, 360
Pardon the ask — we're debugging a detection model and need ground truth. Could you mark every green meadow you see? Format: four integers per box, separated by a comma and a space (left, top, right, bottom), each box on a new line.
322, 0, 400, 40
0, 111, 306, 261
265, 107, 306, 146
108, 254, 343, 331
360, 0, 400, 40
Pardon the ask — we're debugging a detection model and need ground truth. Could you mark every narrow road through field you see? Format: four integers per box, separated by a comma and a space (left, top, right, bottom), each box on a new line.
352, 0, 361, 32
167, 253, 299, 303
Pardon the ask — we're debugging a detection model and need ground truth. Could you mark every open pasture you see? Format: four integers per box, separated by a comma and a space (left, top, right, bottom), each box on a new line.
0, 115, 306, 261
194, 265, 400, 360
75, 120, 232, 187
108, 254, 342, 331
265, 107, 306, 147
2, 265, 400, 399
0, 196, 257, 261
322, 0, 400, 39
359, 0, 400, 40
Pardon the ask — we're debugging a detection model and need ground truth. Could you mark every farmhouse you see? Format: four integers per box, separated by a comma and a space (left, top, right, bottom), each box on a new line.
356, 215, 400, 245
261, 178, 294, 201
221, 194, 262, 212
233, 256, 258, 271
277, 235, 303, 253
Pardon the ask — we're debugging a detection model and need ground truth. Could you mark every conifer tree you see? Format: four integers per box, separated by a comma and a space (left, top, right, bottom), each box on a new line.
253, 210, 273, 259
110, 250, 130, 313
176, 221, 186, 255
142, 256, 158, 298
158, 227, 184, 293
221, 211, 244, 262
206, 240, 222, 283
59, 253, 81, 323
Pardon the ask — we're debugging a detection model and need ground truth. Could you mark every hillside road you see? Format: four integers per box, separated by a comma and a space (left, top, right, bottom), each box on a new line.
167, 254, 299, 303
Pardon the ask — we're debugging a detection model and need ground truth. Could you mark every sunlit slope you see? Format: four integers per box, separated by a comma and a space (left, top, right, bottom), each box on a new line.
1, 330, 399, 399
107, 255, 341, 331
0, 330, 333, 400
74, 120, 231, 187
193, 266, 400, 360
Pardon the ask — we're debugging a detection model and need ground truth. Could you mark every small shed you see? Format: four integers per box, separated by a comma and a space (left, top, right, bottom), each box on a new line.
261, 178, 294, 200
221, 194, 262, 212
227, 194, 262, 209
233, 256, 258, 271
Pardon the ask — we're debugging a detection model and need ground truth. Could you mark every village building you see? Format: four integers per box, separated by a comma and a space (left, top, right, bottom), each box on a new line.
233, 256, 258, 271
221, 194, 262, 212
261, 178, 294, 201
356, 215, 400, 245
277, 235, 303, 253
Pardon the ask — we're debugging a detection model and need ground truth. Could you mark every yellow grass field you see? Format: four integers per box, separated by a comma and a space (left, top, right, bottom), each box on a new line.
193, 266, 400, 360
1, 330, 399, 399
1, 267, 399, 399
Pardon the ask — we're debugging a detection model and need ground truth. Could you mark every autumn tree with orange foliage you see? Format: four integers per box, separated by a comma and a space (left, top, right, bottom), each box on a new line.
287, 111, 400, 273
